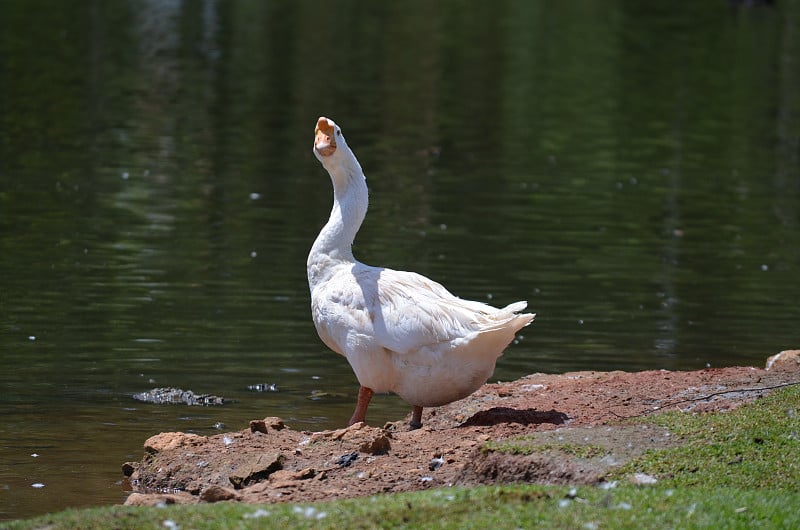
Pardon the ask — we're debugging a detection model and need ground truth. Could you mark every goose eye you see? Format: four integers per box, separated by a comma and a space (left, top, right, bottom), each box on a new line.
337, 130, 342, 137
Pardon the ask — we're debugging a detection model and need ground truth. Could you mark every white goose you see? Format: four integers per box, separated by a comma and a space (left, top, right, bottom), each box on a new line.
308, 117, 534, 429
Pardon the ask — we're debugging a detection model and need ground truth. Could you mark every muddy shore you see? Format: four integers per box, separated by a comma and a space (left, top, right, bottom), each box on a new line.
122, 350, 800, 507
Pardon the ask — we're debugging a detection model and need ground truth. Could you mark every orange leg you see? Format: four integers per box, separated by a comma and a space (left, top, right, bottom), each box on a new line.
348, 386, 374, 425
410, 405, 423, 430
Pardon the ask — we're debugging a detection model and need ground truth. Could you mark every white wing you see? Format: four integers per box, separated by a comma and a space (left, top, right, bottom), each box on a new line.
311, 262, 530, 356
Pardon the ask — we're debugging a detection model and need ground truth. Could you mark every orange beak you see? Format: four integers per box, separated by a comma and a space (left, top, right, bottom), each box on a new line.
315, 117, 337, 157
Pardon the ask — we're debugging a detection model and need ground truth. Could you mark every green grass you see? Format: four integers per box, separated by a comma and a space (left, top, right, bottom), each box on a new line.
5, 386, 800, 530
5, 486, 799, 530
614, 385, 800, 490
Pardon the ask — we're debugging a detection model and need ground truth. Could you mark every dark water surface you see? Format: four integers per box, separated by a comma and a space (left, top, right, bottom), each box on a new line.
2, 0, 799, 520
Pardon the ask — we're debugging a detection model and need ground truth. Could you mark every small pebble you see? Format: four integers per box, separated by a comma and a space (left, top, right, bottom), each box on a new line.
429, 456, 445, 471
336, 452, 358, 467
243, 508, 271, 518
631, 472, 658, 485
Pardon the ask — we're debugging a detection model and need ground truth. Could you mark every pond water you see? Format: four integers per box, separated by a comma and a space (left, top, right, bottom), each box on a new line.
1, 0, 799, 521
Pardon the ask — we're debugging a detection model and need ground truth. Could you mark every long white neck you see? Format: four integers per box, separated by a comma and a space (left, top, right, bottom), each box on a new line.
307, 149, 368, 290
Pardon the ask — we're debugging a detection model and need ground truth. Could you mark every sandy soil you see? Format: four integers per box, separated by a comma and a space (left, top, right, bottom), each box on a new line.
122, 351, 800, 507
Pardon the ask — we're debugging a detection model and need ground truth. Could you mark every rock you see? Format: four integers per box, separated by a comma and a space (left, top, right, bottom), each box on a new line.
298, 467, 316, 479
630, 473, 658, 485
269, 468, 316, 488
270, 469, 311, 482
336, 452, 359, 467
144, 432, 204, 454
766, 350, 800, 371
228, 452, 284, 489
200, 485, 241, 503
308, 422, 392, 455
309, 422, 373, 443
124, 492, 195, 506
121, 462, 139, 477
360, 434, 391, 455
279, 468, 313, 481
250, 417, 286, 433
429, 456, 445, 471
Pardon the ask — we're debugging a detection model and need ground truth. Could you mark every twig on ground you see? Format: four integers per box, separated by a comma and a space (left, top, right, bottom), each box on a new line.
608, 380, 800, 420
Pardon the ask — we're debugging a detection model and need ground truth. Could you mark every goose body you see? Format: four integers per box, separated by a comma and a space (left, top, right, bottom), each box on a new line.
308, 117, 534, 428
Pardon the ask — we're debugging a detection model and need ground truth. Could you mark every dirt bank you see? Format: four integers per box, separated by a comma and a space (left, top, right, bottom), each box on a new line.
122, 351, 800, 507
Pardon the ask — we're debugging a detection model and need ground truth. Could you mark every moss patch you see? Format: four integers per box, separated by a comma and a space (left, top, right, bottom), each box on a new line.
484, 438, 609, 459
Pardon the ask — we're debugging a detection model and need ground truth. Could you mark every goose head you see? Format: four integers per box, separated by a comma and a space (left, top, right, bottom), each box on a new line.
312, 116, 364, 187
314, 116, 354, 163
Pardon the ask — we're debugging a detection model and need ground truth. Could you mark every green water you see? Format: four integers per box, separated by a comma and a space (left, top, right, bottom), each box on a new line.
1, 0, 799, 520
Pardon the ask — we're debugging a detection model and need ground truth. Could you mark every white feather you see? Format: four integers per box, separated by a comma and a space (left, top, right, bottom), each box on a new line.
307, 117, 534, 410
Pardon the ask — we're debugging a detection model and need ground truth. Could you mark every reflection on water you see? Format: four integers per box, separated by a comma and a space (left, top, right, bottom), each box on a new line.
1, 0, 799, 520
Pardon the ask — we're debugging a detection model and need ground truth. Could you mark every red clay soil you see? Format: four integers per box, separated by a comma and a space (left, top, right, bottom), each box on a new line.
122, 350, 800, 507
